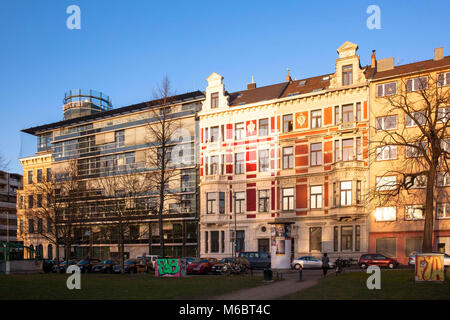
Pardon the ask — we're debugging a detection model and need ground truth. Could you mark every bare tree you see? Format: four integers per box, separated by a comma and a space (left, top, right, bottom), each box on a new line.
144, 76, 184, 258
370, 74, 450, 252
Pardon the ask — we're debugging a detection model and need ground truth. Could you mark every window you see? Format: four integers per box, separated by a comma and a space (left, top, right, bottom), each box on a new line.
37, 194, 43, 208
283, 114, 293, 132
356, 102, 361, 122
47, 218, 52, 233
376, 145, 397, 161
405, 238, 423, 257
37, 218, 43, 233
405, 175, 427, 188
375, 207, 396, 221
375, 238, 396, 258
342, 139, 354, 161
37, 169, 43, 183
235, 122, 244, 140
406, 142, 427, 158
259, 118, 269, 136
309, 227, 322, 252
28, 219, 34, 233
28, 171, 33, 184
355, 225, 360, 251
333, 226, 338, 252
259, 149, 269, 172
438, 108, 450, 123
405, 205, 424, 220
210, 126, 219, 142
406, 76, 428, 92
437, 203, 450, 219
206, 193, 216, 214
235, 152, 245, 174
311, 110, 322, 128
211, 231, 219, 253
209, 155, 219, 175
342, 104, 354, 123
334, 106, 340, 124
341, 226, 353, 251
282, 147, 293, 169
340, 181, 352, 206
342, 65, 353, 86
437, 172, 450, 186
437, 72, 450, 87
356, 180, 362, 205
219, 192, 225, 214
221, 231, 225, 253
211, 92, 219, 109
376, 115, 397, 131
46, 168, 52, 182
376, 176, 397, 191
376, 82, 397, 97
205, 231, 208, 253
28, 195, 34, 209
310, 143, 322, 166
236, 230, 245, 252
334, 140, 340, 162
333, 182, 338, 207
204, 128, 209, 142
405, 111, 427, 127
258, 190, 270, 212
19, 219, 23, 234
282, 188, 294, 211
234, 192, 245, 214
310, 185, 323, 209
258, 239, 270, 253
356, 137, 362, 160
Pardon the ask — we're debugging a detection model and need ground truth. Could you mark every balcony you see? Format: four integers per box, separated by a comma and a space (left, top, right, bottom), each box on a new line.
338, 121, 357, 132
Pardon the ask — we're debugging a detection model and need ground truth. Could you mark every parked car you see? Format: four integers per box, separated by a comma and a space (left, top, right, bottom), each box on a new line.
186, 258, 218, 274
43, 259, 57, 273
408, 252, 450, 267
136, 255, 160, 270
291, 256, 335, 270
113, 259, 140, 273
211, 257, 251, 275
183, 257, 197, 265
238, 252, 271, 269
52, 260, 77, 273
76, 259, 101, 273
91, 260, 118, 273
358, 254, 399, 269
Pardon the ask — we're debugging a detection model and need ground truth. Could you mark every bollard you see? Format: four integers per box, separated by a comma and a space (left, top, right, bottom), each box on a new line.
263, 268, 272, 281
299, 268, 302, 281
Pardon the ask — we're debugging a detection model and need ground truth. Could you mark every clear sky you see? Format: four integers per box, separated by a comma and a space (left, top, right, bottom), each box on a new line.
0, 0, 449, 173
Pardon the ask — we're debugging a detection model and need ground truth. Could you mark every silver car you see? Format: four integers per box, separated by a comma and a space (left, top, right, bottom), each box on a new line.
408, 252, 450, 266
291, 256, 335, 270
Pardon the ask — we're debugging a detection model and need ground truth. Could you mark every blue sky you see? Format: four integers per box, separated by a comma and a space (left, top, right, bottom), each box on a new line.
0, 0, 449, 173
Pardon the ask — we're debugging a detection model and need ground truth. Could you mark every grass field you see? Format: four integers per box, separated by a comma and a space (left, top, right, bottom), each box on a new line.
0, 273, 265, 300
281, 269, 450, 300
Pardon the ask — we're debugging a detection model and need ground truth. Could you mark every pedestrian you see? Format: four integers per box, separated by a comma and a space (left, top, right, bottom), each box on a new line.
322, 253, 329, 277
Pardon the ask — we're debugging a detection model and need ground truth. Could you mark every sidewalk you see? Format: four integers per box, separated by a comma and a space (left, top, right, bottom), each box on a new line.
209, 269, 323, 300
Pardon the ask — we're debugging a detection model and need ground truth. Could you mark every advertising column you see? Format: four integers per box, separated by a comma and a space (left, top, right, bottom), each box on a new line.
270, 223, 292, 269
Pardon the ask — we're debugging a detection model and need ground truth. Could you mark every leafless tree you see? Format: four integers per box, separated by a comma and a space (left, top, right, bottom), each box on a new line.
144, 76, 184, 258
370, 73, 450, 252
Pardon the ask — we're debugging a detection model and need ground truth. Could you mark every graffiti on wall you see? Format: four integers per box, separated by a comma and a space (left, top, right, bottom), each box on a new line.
155, 258, 186, 277
415, 254, 445, 282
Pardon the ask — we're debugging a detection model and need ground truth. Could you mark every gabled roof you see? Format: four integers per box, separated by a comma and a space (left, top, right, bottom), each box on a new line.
22, 90, 205, 135
281, 74, 332, 98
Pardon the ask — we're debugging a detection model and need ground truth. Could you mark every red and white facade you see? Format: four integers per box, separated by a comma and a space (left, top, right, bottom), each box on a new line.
199, 42, 371, 260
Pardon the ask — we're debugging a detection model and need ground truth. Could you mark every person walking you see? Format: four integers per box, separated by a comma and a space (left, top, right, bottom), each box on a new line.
322, 253, 329, 277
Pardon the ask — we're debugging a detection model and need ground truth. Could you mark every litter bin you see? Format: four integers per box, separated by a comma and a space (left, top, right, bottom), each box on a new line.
263, 268, 272, 281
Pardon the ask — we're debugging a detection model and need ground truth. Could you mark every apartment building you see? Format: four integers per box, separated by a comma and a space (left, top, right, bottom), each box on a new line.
0, 170, 22, 243
368, 48, 450, 264
199, 42, 371, 260
20, 89, 204, 260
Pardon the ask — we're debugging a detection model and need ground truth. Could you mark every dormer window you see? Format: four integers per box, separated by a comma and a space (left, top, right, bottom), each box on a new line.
342, 65, 353, 86
211, 92, 219, 109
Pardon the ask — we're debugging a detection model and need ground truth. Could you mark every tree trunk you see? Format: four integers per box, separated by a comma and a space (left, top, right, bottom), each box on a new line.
422, 168, 436, 252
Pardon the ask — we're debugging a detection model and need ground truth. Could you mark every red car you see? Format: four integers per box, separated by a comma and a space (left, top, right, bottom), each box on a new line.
186, 258, 218, 274
358, 254, 399, 269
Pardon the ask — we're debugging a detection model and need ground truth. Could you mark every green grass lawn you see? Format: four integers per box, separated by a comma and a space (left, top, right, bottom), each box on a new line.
0, 273, 265, 300
281, 269, 450, 300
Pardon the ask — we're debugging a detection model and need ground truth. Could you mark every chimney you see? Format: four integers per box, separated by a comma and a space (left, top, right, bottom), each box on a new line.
247, 75, 256, 90
434, 47, 444, 61
286, 68, 292, 82
371, 50, 377, 68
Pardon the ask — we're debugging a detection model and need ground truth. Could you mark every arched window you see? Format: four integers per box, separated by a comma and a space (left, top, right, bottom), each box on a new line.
36, 244, 43, 259
48, 244, 53, 260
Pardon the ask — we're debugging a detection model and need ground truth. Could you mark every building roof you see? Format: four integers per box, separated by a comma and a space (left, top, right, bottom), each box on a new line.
22, 90, 205, 135
227, 82, 289, 106
281, 74, 332, 98
369, 56, 450, 80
